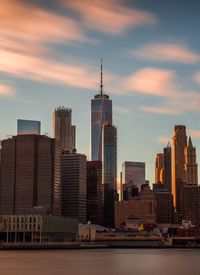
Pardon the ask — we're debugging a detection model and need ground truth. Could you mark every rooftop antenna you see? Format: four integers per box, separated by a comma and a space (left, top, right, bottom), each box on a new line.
100, 58, 103, 96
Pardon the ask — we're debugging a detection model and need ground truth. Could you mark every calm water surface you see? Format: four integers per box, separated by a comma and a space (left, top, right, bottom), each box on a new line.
0, 249, 200, 275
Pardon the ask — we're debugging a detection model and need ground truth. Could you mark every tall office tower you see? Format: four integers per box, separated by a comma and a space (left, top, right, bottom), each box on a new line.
0, 140, 1, 168
61, 150, 86, 223
102, 123, 117, 227
122, 161, 145, 192
52, 107, 76, 151
184, 136, 198, 185
102, 123, 117, 190
172, 125, 187, 212
155, 153, 164, 183
87, 161, 103, 225
163, 144, 172, 192
91, 60, 112, 161
0, 135, 61, 216
154, 191, 174, 224
183, 185, 200, 226
17, 119, 41, 135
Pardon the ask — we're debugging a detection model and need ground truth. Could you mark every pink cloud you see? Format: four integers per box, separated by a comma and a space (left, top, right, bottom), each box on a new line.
120, 67, 199, 115
156, 136, 171, 145
133, 43, 200, 64
0, 0, 87, 46
0, 49, 99, 89
65, 0, 158, 35
188, 130, 200, 140
139, 106, 181, 115
0, 84, 15, 96
194, 72, 200, 85
124, 68, 175, 97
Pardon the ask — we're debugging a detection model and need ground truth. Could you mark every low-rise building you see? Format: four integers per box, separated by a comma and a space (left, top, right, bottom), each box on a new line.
115, 186, 156, 228
0, 215, 78, 243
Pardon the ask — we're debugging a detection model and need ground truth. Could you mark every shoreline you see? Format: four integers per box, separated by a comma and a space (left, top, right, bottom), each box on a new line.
0, 242, 200, 250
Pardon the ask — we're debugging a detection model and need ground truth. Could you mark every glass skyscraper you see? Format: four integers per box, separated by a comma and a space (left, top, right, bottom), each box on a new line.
17, 119, 41, 135
102, 123, 117, 190
122, 161, 146, 192
91, 61, 112, 161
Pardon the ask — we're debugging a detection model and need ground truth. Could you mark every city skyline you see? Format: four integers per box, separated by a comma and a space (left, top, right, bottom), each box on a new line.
0, 0, 199, 184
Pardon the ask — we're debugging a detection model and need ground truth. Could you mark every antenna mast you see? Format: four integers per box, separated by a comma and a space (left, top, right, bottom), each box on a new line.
100, 58, 103, 96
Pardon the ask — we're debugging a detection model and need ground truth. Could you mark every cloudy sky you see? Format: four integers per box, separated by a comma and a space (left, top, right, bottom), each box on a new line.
0, 0, 199, 184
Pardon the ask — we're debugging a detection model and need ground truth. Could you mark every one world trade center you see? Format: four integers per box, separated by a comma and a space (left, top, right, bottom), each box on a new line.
91, 60, 112, 161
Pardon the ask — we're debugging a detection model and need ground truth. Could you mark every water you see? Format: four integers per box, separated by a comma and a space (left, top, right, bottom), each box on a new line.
0, 249, 200, 275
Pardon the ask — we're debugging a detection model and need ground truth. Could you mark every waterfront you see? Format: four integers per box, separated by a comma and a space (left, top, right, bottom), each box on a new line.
0, 249, 200, 275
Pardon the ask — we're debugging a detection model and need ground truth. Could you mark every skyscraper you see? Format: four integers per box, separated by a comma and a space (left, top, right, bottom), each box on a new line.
17, 119, 41, 135
163, 144, 172, 192
87, 161, 103, 225
52, 107, 76, 151
102, 123, 117, 191
102, 123, 117, 227
122, 161, 145, 192
61, 150, 87, 223
0, 135, 61, 216
172, 125, 187, 212
185, 136, 198, 185
91, 60, 112, 161
155, 153, 164, 183
183, 185, 200, 226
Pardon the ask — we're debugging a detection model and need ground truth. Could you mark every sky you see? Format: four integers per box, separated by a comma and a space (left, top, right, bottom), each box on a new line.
0, 0, 199, 185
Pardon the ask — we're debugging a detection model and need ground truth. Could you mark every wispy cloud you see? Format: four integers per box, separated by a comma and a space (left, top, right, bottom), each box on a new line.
114, 106, 132, 115
133, 43, 200, 64
0, 0, 102, 90
121, 67, 199, 115
193, 72, 200, 85
0, 0, 88, 46
0, 49, 100, 89
156, 136, 170, 145
0, 83, 15, 96
140, 106, 180, 115
188, 130, 200, 140
64, 0, 158, 35
124, 68, 175, 97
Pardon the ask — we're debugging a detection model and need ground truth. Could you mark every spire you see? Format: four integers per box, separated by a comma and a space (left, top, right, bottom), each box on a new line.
100, 58, 103, 96
167, 141, 171, 148
188, 136, 193, 148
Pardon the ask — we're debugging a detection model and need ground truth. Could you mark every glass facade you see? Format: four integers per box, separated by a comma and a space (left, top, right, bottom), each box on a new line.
122, 161, 145, 192
17, 119, 41, 135
91, 94, 112, 161
102, 123, 117, 190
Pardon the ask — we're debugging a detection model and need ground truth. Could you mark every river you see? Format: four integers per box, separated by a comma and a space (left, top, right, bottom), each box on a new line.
0, 249, 200, 275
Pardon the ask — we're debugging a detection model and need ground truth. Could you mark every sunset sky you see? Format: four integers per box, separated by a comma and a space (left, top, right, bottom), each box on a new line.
0, 0, 199, 184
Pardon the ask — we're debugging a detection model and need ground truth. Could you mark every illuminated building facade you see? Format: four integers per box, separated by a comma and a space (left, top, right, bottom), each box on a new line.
172, 125, 187, 212
155, 153, 164, 183
184, 136, 198, 185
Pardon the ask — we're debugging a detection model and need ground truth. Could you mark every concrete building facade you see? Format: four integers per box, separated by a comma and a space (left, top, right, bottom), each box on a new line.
52, 107, 76, 151
0, 135, 61, 216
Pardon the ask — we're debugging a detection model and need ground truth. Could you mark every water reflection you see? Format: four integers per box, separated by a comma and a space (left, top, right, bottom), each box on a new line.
0, 249, 200, 275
